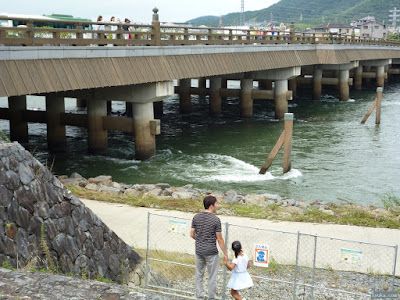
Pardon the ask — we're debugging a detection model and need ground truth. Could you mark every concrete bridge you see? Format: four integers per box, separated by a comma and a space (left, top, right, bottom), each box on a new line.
1, 9, 400, 160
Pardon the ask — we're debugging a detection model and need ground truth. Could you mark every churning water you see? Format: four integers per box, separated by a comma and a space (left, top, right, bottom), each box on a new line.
1, 81, 399, 206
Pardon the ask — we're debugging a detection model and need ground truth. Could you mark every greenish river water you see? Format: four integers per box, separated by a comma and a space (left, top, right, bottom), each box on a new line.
1, 82, 399, 206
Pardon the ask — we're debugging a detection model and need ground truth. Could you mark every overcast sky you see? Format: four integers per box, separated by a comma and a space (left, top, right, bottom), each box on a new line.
1, 0, 280, 23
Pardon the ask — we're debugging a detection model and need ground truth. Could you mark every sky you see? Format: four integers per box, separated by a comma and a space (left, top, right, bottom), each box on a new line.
0, 0, 280, 23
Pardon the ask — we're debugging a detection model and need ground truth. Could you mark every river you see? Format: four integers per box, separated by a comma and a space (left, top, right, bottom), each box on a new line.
1, 81, 399, 206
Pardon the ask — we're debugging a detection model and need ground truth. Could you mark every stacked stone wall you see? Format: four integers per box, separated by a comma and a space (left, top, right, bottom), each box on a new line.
0, 141, 142, 284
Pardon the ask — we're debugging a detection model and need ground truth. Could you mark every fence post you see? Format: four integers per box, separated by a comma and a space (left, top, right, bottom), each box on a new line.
292, 231, 301, 300
391, 245, 398, 290
152, 7, 161, 46
376, 87, 383, 124
145, 212, 151, 288
311, 234, 318, 300
283, 113, 293, 174
222, 222, 229, 300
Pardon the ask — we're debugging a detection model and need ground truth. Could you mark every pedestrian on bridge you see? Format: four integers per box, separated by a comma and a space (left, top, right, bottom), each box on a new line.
190, 195, 228, 300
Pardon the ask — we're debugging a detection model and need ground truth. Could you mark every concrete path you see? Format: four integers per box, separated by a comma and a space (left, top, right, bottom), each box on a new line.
81, 199, 400, 275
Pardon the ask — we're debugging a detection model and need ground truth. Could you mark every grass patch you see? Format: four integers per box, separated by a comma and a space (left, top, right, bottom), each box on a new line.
67, 186, 400, 229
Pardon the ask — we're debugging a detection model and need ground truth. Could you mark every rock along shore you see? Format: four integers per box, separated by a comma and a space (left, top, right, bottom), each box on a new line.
58, 173, 395, 221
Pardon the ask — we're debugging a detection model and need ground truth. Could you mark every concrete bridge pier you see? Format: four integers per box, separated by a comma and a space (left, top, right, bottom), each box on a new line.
8, 96, 28, 142
339, 69, 350, 101
179, 78, 192, 113
209, 77, 222, 115
132, 102, 156, 160
313, 67, 323, 100
354, 65, 363, 90
76, 98, 87, 108
251, 67, 300, 119
46, 95, 66, 150
240, 78, 253, 117
198, 78, 207, 89
87, 96, 108, 154
361, 59, 391, 88
221, 78, 228, 101
289, 78, 297, 100
153, 101, 163, 118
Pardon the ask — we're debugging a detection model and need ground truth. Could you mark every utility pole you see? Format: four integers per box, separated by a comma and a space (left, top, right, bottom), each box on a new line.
390, 7, 400, 28
240, 0, 245, 26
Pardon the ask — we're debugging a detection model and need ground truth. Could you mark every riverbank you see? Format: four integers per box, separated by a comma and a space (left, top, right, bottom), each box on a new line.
59, 173, 400, 229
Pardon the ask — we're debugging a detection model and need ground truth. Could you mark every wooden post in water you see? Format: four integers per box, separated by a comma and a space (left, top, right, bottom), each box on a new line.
375, 87, 383, 124
361, 87, 383, 124
259, 113, 293, 174
283, 113, 293, 174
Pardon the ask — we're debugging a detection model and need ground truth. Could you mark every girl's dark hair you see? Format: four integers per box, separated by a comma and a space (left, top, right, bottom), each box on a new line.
232, 241, 242, 258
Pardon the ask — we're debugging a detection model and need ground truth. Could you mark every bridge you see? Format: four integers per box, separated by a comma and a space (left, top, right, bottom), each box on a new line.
1, 9, 400, 160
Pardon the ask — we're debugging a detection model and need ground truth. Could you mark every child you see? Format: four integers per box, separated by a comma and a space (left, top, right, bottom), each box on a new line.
224, 241, 253, 300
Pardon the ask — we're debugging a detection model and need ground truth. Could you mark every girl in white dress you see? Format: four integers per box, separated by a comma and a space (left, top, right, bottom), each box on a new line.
224, 241, 253, 300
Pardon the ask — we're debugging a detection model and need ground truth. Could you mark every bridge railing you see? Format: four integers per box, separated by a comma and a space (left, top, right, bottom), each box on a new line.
1, 15, 400, 47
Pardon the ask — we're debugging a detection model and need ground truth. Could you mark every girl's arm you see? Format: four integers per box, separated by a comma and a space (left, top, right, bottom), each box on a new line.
247, 260, 251, 269
224, 260, 236, 271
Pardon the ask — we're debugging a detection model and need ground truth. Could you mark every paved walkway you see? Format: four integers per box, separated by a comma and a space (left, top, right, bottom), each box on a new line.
81, 199, 400, 276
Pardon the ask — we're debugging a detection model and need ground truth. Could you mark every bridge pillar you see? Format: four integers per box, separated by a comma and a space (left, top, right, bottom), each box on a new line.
361, 59, 391, 88
258, 79, 273, 90
76, 98, 87, 108
87, 97, 108, 154
179, 79, 192, 114
289, 78, 297, 100
354, 65, 363, 90
376, 65, 385, 87
46, 95, 66, 150
8, 96, 28, 142
210, 77, 222, 115
250, 67, 300, 119
240, 78, 253, 117
313, 67, 323, 100
221, 78, 228, 100
339, 69, 350, 101
153, 101, 163, 118
198, 78, 206, 89
275, 80, 289, 119
133, 102, 156, 160
126, 103, 133, 117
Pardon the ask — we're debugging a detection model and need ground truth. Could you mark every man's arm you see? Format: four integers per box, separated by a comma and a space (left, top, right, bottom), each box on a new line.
216, 232, 228, 263
190, 228, 196, 240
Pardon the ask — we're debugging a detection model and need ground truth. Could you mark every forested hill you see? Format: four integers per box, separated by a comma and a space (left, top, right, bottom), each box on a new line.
187, 0, 399, 27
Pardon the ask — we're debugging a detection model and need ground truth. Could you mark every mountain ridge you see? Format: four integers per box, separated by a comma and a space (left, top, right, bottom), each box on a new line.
187, 0, 399, 28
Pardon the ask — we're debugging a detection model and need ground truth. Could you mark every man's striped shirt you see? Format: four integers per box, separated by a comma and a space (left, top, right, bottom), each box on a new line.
191, 211, 222, 256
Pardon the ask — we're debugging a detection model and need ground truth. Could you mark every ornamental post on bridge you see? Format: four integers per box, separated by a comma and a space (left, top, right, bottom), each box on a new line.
152, 7, 161, 46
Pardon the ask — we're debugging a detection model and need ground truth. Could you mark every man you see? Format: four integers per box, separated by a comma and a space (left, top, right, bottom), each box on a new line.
190, 195, 228, 300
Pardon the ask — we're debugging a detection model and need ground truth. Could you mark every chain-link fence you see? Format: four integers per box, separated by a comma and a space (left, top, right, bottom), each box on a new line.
145, 213, 398, 299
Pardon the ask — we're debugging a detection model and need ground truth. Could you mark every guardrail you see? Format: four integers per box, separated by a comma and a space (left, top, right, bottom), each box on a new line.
1, 14, 399, 47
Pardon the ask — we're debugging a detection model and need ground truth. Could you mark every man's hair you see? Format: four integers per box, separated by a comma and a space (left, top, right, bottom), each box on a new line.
203, 195, 217, 209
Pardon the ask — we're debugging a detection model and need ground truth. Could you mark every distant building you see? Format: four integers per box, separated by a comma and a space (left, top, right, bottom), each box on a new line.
311, 23, 354, 35
351, 16, 388, 39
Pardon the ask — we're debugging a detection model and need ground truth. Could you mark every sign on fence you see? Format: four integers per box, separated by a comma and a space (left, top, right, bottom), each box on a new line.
168, 220, 187, 235
254, 243, 269, 267
340, 248, 363, 266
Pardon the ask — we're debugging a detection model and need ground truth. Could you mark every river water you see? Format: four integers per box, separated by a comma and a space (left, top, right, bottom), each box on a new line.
1, 81, 399, 206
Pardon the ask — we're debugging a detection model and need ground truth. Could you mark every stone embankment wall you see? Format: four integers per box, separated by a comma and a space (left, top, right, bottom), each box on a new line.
0, 141, 143, 284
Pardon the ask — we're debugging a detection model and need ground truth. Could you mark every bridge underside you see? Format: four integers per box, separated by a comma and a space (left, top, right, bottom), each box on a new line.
1, 47, 400, 97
